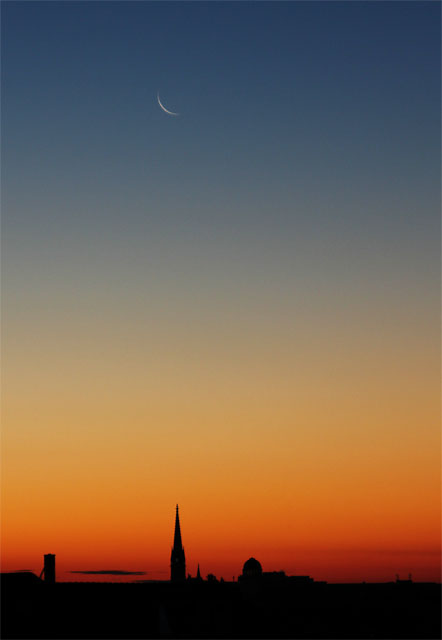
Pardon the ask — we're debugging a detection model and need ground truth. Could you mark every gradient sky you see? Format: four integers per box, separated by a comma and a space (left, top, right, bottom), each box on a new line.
1, 1, 440, 583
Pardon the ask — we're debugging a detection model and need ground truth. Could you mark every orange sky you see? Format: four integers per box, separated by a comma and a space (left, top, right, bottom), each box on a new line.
2, 312, 440, 582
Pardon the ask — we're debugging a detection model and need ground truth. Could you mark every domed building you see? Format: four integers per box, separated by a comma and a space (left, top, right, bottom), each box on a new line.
242, 557, 263, 578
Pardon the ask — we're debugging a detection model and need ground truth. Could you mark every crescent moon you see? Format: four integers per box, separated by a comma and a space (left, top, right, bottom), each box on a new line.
157, 92, 179, 116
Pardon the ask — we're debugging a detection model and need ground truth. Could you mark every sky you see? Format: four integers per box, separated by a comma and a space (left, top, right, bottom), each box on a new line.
1, 1, 440, 583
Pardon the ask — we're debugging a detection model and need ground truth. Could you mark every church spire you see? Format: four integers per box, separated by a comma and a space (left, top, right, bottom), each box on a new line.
170, 504, 186, 582
173, 504, 182, 550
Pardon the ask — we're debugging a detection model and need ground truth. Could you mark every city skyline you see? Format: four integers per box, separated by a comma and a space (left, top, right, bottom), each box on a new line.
3, 502, 439, 584
2, 1, 440, 585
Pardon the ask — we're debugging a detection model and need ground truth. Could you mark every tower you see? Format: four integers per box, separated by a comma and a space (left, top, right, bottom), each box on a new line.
170, 504, 186, 582
43, 554, 56, 584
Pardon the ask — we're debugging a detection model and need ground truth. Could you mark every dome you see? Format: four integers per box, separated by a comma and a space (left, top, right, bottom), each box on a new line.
242, 557, 263, 576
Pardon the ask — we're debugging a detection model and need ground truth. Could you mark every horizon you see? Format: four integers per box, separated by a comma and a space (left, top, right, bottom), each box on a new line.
1, 1, 440, 586
3, 503, 441, 584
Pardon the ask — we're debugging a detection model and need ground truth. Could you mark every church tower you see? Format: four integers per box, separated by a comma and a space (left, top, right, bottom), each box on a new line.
170, 504, 186, 582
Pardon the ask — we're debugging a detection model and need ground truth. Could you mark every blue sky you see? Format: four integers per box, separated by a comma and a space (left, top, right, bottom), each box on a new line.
3, 2, 439, 236
3, 0, 440, 373
2, 0, 440, 376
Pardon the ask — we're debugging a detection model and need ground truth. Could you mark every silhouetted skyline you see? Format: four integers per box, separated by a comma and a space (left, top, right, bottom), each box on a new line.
2, 552, 441, 639
2, 503, 441, 638
6, 505, 439, 587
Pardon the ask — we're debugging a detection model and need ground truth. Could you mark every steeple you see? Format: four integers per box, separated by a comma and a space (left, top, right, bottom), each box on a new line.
170, 504, 186, 582
173, 504, 182, 549
196, 563, 202, 580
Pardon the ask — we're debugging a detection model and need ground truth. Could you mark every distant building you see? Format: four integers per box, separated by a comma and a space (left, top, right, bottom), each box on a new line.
206, 573, 218, 582
239, 557, 314, 585
241, 557, 263, 579
187, 563, 204, 583
0, 571, 42, 589
43, 554, 56, 584
170, 505, 186, 582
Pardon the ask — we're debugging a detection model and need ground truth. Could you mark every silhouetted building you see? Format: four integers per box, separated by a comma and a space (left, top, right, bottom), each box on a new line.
239, 558, 314, 586
170, 504, 186, 582
1, 571, 42, 589
187, 563, 204, 583
241, 557, 262, 578
206, 573, 218, 582
43, 554, 56, 584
